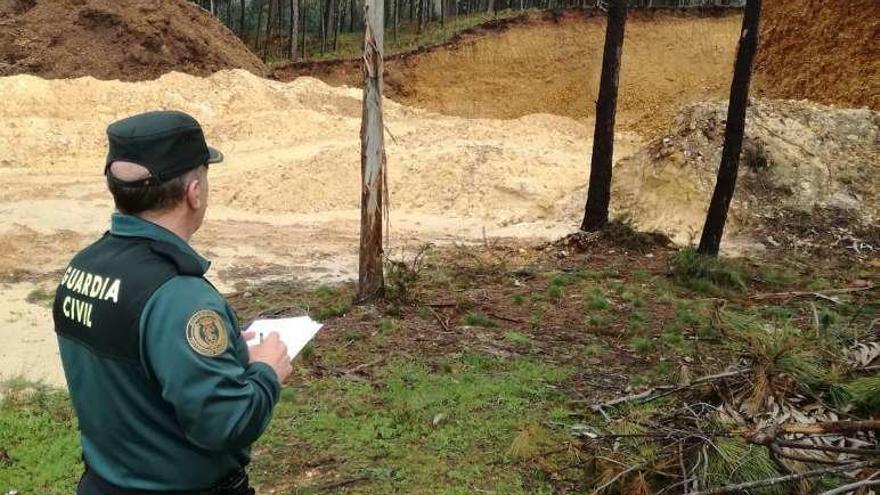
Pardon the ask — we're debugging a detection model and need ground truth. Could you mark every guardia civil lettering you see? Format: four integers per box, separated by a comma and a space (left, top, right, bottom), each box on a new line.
59, 265, 122, 328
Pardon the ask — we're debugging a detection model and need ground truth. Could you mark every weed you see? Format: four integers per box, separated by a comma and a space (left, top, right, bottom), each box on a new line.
583, 342, 609, 357
463, 313, 498, 328
26, 287, 55, 307
379, 318, 400, 335
631, 336, 654, 354
547, 284, 563, 302
512, 294, 525, 306
384, 246, 430, 311
504, 331, 533, 346
671, 247, 747, 293
313, 301, 351, 321
661, 327, 685, 348
585, 287, 610, 311
585, 314, 608, 329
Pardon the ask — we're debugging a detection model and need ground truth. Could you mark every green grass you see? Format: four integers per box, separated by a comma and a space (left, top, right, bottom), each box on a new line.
671, 247, 747, 294
584, 287, 610, 311
463, 312, 498, 328
0, 380, 81, 494
254, 356, 570, 493
630, 336, 654, 354
504, 331, 533, 346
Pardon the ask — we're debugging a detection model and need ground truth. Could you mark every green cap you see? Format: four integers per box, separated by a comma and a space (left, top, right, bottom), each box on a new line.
105, 111, 223, 185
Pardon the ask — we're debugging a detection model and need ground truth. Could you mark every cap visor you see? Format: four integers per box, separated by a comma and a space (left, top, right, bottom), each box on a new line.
207, 146, 224, 164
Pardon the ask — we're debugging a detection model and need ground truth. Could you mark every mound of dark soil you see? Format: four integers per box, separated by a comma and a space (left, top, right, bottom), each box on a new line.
755, 0, 880, 110
0, 0, 266, 81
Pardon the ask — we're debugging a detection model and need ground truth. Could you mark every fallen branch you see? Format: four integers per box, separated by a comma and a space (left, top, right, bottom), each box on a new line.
586, 369, 746, 412
776, 439, 880, 457
779, 420, 880, 436
818, 477, 880, 495
428, 306, 450, 332
686, 460, 878, 495
750, 285, 877, 302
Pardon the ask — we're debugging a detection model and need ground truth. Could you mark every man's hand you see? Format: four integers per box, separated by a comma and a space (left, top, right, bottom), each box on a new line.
245, 332, 292, 383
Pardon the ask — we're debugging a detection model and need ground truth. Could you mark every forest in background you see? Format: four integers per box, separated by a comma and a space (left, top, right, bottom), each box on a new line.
188, 0, 745, 62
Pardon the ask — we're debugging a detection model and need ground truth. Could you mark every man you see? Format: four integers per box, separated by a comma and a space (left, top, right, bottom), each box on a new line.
53, 110, 293, 494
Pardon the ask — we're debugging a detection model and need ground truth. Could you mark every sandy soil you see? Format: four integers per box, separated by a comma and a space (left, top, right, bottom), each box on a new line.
278, 10, 743, 136
0, 70, 642, 386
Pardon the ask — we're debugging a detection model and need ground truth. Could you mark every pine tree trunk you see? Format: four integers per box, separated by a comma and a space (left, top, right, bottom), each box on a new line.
289, 0, 299, 60
333, 0, 341, 51
263, 0, 275, 58
239, 0, 246, 38
301, 0, 308, 59
255, 0, 266, 50
581, 0, 627, 232
358, 0, 387, 302
393, 0, 399, 40
697, 0, 762, 256
320, 0, 328, 52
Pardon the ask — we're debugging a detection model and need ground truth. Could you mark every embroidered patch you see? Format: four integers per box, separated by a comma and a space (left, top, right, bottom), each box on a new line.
186, 309, 228, 357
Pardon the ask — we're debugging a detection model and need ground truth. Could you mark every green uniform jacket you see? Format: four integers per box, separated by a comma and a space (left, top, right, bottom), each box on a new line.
54, 214, 280, 490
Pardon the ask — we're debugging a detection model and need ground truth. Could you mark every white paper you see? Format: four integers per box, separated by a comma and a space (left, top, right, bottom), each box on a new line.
245, 316, 322, 360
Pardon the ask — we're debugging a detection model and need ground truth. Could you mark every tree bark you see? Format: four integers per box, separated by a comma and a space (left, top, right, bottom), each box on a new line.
263, 0, 275, 58
393, 0, 399, 40
289, 0, 299, 60
254, 0, 266, 50
358, 0, 387, 302
240, 0, 246, 38
697, 0, 762, 256
301, 0, 308, 59
581, 0, 627, 232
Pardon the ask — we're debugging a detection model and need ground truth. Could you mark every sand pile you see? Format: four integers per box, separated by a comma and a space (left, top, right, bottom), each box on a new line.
1, 70, 876, 250
609, 100, 880, 246
755, 0, 880, 110
0, 69, 643, 225
0, 0, 266, 81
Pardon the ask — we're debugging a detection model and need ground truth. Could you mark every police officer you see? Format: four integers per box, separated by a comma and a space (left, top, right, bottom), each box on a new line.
53, 110, 293, 494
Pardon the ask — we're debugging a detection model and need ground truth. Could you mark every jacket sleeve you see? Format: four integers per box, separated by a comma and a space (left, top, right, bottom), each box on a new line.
140, 276, 281, 452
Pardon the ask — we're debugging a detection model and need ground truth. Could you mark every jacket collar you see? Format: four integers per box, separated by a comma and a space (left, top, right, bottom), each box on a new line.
109, 213, 210, 273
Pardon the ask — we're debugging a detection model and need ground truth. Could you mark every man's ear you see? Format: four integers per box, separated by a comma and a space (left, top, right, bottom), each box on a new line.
185, 175, 202, 211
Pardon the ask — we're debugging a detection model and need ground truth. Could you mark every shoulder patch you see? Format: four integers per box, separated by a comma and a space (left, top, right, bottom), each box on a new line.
186, 309, 229, 357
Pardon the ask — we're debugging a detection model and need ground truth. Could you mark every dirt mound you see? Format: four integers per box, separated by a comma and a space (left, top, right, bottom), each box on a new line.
609, 100, 880, 249
277, 9, 742, 137
0, 0, 266, 81
755, 0, 880, 110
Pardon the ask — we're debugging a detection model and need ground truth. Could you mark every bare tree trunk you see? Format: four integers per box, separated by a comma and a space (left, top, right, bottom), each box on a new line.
350, 0, 356, 31
697, 0, 762, 256
320, 0, 328, 52
332, 0, 340, 51
358, 0, 387, 302
255, 0, 266, 50
240, 0, 246, 38
301, 0, 308, 59
581, 0, 627, 232
393, 0, 399, 40
262, 0, 275, 58
289, 0, 299, 60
